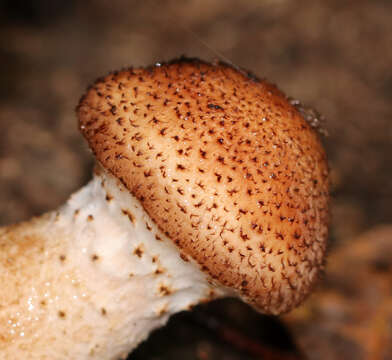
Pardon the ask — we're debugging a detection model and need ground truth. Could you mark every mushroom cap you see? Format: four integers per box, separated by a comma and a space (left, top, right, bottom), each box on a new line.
78, 58, 329, 314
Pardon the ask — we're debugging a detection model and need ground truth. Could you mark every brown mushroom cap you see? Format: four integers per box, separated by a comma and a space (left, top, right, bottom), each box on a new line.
77, 58, 329, 314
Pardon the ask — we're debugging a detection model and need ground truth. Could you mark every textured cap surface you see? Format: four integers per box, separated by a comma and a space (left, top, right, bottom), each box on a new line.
78, 59, 329, 314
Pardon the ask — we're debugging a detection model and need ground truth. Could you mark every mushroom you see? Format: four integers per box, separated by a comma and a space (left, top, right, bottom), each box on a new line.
0, 58, 329, 359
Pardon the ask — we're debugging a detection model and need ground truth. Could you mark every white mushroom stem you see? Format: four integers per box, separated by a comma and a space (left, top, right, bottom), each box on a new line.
0, 166, 227, 360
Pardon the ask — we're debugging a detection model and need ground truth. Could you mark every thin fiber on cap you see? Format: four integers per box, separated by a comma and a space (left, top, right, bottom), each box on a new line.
78, 59, 329, 314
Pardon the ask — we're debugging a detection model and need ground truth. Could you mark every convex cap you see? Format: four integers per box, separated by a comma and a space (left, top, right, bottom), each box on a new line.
78, 58, 329, 315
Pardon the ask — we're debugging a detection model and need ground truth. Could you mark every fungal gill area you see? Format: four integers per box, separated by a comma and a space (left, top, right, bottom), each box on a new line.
0, 167, 223, 360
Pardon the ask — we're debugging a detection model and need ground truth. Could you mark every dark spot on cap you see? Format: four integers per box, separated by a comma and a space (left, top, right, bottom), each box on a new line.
207, 103, 223, 110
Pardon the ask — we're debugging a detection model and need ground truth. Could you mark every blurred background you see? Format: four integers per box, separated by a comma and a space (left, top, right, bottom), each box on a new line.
0, 1, 391, 359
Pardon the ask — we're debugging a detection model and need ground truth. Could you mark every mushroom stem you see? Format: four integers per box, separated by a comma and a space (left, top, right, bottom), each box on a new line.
0, 165, 225, 359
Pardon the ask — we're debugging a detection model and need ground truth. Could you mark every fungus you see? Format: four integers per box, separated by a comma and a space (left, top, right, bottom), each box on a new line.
0, 58, 329, 359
